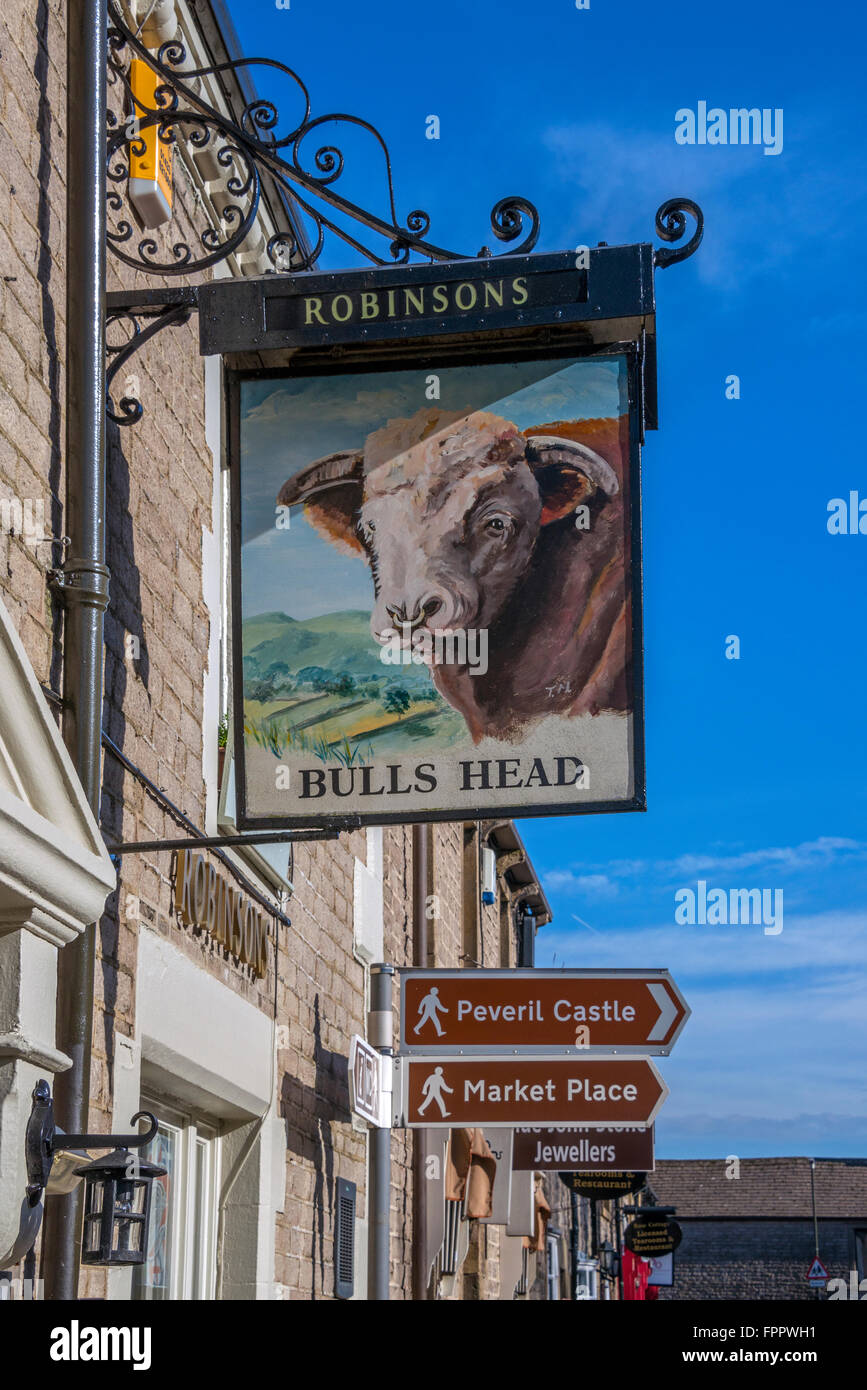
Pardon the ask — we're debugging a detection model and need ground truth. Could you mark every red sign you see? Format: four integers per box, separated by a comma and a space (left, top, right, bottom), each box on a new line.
400, 969, 689, 1055
806, 1257, 829, 1287
394, 1056, 667, 1128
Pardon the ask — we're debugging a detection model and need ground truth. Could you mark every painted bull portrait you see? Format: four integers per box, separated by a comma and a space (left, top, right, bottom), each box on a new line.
277, 406, 631, 741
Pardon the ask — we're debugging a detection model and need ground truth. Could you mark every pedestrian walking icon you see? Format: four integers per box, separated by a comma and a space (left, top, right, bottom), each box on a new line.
413, 985, 449, 1037
417, 1066, 453, 1118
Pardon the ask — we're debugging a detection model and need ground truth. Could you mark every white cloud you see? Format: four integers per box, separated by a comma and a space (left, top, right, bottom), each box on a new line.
544, 870, 617, 898
541, 116, 866, 293
542, 837, 867, 893
538, 907, 867, 980
535, 907, 867, 1138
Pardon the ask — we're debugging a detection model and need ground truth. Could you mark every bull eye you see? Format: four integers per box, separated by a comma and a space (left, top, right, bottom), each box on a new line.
484, 516, 510, 536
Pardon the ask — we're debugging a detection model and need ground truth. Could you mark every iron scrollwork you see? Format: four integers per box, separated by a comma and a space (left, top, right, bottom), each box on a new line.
105, 0, 541, 277
103, 3, 702, 424
653, 198, 704, 268
106, 300, 194, 425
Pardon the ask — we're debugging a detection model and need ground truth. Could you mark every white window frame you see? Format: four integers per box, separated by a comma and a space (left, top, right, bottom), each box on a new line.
134, 1098, 221, 1302
575, 1257, 600, 1302
546, 1233, 561, 1300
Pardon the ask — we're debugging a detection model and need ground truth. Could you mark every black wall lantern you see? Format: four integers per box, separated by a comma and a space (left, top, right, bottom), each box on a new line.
598, 1239, 620, 1281
76, 1147, 165, 1267
26, 1080, 165, 1268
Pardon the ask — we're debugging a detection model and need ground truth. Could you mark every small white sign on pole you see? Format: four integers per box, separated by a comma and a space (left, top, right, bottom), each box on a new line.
349, 1034, 391, 1128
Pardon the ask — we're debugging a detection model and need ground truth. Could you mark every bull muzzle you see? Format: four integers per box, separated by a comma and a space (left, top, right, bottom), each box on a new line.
385, 596, 444, 633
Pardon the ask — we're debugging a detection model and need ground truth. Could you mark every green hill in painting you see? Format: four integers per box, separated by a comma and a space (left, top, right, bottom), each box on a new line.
242, 609, 411, 684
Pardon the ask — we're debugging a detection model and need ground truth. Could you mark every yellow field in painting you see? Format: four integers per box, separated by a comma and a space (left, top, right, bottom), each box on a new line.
245, 691, 449, 748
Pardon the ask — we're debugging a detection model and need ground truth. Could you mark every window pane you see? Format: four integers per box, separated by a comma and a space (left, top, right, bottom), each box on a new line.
114, 1218, 145, 1255
84, 1215, 102, 1256
132, 1126, 176, 1301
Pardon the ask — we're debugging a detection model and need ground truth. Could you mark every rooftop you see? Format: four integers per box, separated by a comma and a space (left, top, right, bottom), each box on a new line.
649, 1157, 867, 1220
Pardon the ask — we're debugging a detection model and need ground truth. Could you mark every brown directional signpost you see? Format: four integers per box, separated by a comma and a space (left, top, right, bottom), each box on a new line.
400, 968, 689, 1056
392, 1055, 668, 1129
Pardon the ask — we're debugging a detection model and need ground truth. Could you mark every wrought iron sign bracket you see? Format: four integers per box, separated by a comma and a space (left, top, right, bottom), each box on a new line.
102, 1, 702, 428
107, 826, 344, 857
106, 287, 198, 425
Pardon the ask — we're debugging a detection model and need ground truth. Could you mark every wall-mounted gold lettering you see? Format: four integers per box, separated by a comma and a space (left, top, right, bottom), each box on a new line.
174, 849, 272, 978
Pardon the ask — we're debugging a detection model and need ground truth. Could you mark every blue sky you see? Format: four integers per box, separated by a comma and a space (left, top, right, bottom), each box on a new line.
226, 0, 867, 1157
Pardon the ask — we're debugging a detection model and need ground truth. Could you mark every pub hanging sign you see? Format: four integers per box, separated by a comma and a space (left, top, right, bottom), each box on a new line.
216, 245, 657, 830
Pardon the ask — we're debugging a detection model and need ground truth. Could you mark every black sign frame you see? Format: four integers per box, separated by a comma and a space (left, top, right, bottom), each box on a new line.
224, 251, 652, 832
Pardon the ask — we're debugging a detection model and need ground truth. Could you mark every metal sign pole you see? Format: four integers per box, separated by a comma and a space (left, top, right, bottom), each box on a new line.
367, 964, 394, 1300
570, 1189, 580, 1300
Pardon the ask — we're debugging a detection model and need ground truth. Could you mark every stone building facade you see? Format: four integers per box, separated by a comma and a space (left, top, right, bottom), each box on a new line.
650, 1158, 867, 1301
0, 0, 552, 1301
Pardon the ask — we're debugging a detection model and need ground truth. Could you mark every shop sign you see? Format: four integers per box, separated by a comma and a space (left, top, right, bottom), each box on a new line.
512, 1125, 654, 1172
223, 251, 653, 831
558, 1171, 646, 1199
624, 1215, 683, 1257
174, 848, 271, 976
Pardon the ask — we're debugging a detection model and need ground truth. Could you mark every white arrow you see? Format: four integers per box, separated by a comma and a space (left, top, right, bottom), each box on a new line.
646, 982, 678, 1041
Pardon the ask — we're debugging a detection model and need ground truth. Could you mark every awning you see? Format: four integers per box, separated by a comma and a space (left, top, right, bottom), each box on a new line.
523, 1175, 551, 1252
445, 1127, 498, 1218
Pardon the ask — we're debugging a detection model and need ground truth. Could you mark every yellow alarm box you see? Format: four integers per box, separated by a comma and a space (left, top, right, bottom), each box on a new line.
128, 58, 173, 228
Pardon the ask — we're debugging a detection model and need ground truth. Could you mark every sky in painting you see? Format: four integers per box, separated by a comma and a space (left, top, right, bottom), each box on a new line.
225, 0, 867, 1158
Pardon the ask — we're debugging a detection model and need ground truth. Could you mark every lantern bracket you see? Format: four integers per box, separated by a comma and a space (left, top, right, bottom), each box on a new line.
25, 1079, 158, 1201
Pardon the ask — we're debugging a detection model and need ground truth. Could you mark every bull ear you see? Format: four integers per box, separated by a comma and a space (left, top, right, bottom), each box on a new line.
525, 436, 619, 526
277, 449, 365, 554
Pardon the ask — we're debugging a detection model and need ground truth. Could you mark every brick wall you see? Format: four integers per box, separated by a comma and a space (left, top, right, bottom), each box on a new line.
657, 1220, 856, 1301
0, 0, 67, 682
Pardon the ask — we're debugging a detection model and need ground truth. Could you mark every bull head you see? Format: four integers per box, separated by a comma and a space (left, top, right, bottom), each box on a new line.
277, 408, 618, 643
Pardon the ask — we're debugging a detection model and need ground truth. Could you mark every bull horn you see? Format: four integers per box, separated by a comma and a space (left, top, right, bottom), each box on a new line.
277, 449, 364, 507
525, 436, 619, 497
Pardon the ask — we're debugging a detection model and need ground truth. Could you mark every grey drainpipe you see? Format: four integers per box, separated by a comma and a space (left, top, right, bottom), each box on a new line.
41, 0, 110, 1301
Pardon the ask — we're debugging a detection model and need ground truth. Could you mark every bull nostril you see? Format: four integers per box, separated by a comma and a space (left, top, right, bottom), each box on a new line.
386, 604, 408, 626
421, 597, 442, 619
